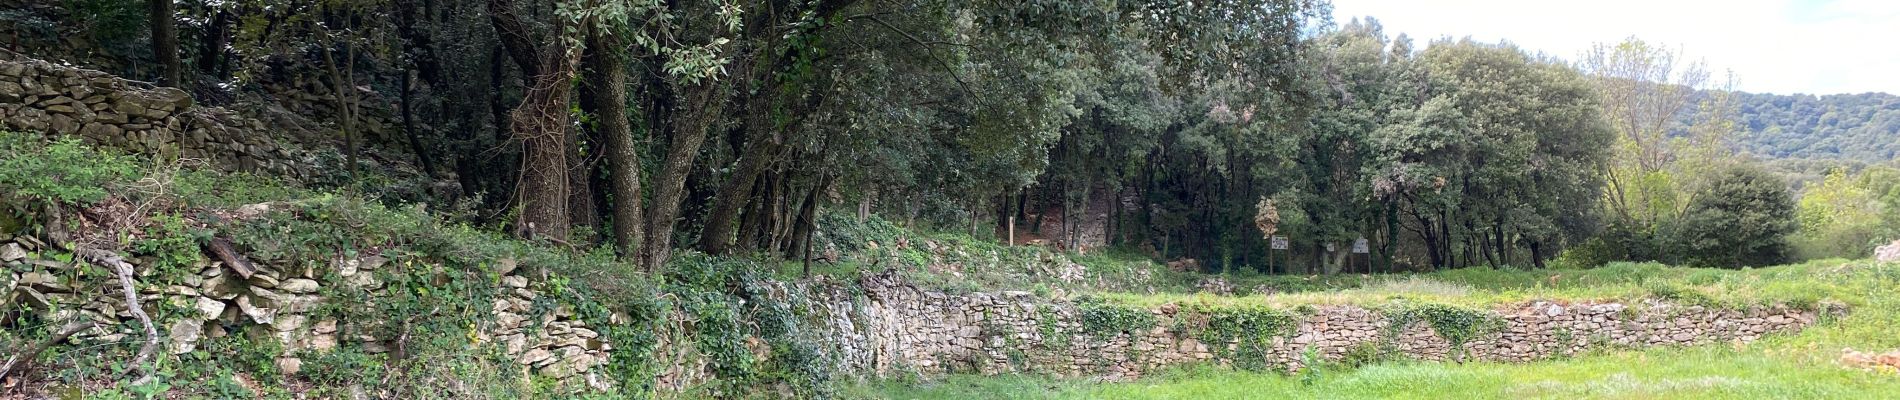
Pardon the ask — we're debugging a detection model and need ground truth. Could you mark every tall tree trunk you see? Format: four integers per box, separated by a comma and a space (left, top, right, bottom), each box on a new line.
641, 80, 723, 271
581, 32, 642, 256
1530, 240, 1547, 269
396, 0, 442, 84
319, 38, 358, 183
567, 129, 599, 239
1382, 200, 1399, 272
795, 175, 830, 276
735, 175, 771, 253
697, 127, 780, 254
486, 0, 575, 240
486, 0, 540, 80
196, 7, 231, 78
398, 70, 436, 175
149, 0, 181, 86
507, 48, 580, 240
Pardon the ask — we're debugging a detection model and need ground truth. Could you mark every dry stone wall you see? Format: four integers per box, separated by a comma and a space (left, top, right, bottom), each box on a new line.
802, 272, 1822, 380
0, 51, 309, 176
0, 234, 610, 389
4, 229, 1827, 392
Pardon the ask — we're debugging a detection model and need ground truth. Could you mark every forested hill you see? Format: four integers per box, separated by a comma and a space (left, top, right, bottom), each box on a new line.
1725, 91, 1900, 162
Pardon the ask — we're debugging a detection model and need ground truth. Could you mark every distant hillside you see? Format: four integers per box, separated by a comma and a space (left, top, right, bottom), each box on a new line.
1726, 91, 1900, 162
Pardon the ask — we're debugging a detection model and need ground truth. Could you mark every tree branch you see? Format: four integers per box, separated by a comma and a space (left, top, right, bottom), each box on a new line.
76, 247, 159, 383
849, 15, 974, 97
0, 320, 95, 381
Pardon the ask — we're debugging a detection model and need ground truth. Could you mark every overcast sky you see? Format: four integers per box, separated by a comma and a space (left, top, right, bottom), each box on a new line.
1329, 0, 1900, 95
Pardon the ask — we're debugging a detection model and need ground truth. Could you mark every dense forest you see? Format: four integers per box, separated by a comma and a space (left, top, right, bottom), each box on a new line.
0, 0, 1894, 274
1727, 91, 1900, 162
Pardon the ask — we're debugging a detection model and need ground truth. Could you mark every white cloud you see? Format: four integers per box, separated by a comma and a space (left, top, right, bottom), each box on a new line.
1330, 0, 1900, 95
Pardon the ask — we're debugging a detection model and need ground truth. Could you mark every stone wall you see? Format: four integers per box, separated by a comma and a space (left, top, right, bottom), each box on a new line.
0, 51, 309, 176
801, 272, 1822, 380
0, 233, 609, 389
4, 228, 1827, 392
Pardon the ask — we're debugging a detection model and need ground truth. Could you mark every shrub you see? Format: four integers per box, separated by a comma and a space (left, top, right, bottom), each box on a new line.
0, 132, 141, 205
1670, 165, 1798, 268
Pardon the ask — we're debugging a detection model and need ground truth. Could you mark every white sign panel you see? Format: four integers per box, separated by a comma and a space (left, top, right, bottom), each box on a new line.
1271, 236, 1289, 250
1352, 238, 1370, 254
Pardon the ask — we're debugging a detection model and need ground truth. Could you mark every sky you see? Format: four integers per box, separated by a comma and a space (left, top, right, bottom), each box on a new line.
1329, 0, 1900, 95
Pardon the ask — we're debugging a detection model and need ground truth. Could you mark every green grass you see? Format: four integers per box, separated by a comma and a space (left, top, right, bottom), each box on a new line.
1091, 260, 1886, 312
845, 347, 1900, 399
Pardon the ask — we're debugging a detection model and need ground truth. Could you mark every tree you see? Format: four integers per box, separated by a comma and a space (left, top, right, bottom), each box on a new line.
1792, 167, 1899, 259
1579, 38, 1725, 244
1673, 165, 1797, 268
148, 0, 181, 86
580, 27, 641, 257
484, 0, 579, 240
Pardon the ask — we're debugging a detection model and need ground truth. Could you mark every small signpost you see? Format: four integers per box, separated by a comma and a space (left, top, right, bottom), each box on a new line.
1352, 238, 1370, 273
1269, 235, 1289, 274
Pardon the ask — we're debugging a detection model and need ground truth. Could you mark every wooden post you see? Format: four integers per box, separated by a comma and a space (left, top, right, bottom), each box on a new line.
1007, 215, 1015, 246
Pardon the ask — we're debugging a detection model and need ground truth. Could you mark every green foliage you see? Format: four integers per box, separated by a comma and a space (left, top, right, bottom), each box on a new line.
1724, 92, 1900, 162
1169, 303, 1300, 371
1076, 299, 1155, 336
64, 0, 146, 49
302, 348, 386, 386
814, 212, 908, 256
0, 132, 141, 205
660, 253, 837, 398
1672, 165, 1799, 268
1336, 341, 1393, 370
129, 214, 209, 283
1791, 167, 1899, 260
170, 171, 309, 209
1379, 302, 1501, 362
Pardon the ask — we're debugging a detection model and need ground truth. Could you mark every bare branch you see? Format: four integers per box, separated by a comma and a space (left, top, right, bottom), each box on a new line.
0, 321, 96, 381
76, 247, 159, 383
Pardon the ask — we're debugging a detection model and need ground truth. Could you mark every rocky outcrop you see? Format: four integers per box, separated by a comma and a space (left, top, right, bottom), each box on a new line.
1877, 239, 1900, 263
0, 51, 310, 176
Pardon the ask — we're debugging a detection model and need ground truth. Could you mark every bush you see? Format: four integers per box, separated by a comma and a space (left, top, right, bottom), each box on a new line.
0, 132, 141, 205
1670, 165, 1798, 268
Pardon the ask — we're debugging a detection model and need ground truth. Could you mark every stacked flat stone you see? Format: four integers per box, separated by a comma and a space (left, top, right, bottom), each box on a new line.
0, 234, 610, 391
0, 51, 308, 176
760, 271, 1826, 385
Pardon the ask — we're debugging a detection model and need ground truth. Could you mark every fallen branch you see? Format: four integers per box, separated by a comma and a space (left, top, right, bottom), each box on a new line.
206, 237, 258, 279
0, 320, 96, 381
75, 247, 159, 382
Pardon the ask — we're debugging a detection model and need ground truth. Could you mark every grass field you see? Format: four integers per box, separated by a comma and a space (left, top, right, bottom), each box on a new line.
845, 259, 1900, 399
